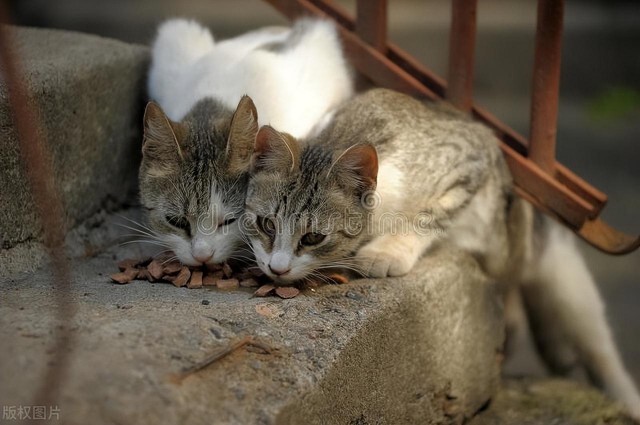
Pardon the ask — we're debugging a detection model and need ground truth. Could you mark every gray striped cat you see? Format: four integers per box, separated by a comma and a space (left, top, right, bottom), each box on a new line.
243, 88, 640, 417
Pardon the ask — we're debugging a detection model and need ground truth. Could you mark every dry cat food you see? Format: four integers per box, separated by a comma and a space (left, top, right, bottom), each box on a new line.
110, 257, 350, 299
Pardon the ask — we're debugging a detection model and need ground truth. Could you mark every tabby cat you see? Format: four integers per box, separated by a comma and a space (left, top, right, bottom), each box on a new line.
243, 88, 640, 417
138, 18, 352, 266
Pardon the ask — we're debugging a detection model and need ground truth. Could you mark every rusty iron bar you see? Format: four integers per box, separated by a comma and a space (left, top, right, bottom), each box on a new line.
263, 0, 599, 225
292, 0, 607, 215
529, 0, 564, 173
356, 0, 388, 52
0, 2, 76, 411
446, 0, 477, 112
262, 0, 640, 254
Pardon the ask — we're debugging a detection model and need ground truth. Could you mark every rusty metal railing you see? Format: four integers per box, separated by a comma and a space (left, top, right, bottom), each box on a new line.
263, 0, 640, 255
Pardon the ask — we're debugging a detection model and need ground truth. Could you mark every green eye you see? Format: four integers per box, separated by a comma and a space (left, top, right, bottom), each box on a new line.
166, 215, 191, 234
300, 232, 326, 247
257, 216, 276, 236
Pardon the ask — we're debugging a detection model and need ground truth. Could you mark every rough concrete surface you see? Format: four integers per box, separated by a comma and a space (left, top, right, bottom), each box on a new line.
0, 244, 502, 425
470, 378, 639, 425
0, 26, 148, 249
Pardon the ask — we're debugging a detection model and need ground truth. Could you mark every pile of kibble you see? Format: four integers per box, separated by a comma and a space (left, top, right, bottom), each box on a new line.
110, 258, 348, 299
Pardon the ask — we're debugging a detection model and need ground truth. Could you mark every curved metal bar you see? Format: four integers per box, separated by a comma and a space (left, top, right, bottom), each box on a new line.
578, 218, 640, 255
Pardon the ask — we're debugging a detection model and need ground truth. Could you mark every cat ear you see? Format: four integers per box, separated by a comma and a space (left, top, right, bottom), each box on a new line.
226, 95, 259, 174
142, 101, 186, 168
332, 144, 378, 191
251, 125, 301, 173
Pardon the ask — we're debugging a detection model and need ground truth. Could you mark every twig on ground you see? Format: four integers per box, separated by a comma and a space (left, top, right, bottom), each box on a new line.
170, 336, 253, 384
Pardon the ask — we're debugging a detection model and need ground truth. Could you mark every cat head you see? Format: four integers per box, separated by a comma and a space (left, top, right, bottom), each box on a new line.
243, 125, 378, 284
139, 96, 258, 266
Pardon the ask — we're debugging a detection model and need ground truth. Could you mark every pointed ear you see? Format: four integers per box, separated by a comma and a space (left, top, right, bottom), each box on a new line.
142, 101, 186, 167
251, 125, 301, 174
226, 95, 259, 174
332, 144, 378, 191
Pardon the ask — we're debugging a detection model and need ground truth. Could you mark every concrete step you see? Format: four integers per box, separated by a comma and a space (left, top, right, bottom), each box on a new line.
0, 26, 148, 252
470, 378, 638, 425
0, 239, 503, 424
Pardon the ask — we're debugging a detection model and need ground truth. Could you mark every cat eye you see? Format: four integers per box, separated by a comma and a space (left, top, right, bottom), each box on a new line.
165, 215, 191, 234
257, 216, 276, 237
300, 232, 326, 247
222, 217, 237, 226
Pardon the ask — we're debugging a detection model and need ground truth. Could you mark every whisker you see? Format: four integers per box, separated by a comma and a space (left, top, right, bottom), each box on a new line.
116, 214, 155, 231
119, 240, 172, 248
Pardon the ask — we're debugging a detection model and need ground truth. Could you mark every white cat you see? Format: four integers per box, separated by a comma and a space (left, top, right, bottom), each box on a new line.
148, 18, 352, 138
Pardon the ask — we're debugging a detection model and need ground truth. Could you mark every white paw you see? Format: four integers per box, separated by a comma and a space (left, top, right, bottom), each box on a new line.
356, 241, 417, 278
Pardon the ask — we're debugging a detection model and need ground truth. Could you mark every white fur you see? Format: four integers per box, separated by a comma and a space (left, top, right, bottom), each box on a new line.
520, 220, 640, 418
148, 18, 353, 139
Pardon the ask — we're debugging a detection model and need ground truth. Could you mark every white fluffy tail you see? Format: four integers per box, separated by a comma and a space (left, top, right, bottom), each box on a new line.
147, 19, 215, 107
520, 216, 640, 418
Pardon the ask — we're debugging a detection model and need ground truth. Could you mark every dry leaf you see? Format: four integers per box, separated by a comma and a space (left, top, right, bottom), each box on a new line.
217, 278, 239, 290
170, 267, 191, 287
253, 284, 275, 297
239, 278, 259, 288
147, 260, 164, 280
163, 261, 182, 275
275, 286, 300, 299
187, 271, 203, 289
202, 274, 217, 286
111, 267, 138, 284
222, 263, 233, 278
255, 303, 284, 318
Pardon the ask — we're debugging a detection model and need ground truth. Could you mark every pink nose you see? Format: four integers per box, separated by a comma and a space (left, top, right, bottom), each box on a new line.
194, 253, 213, 263
269, 265, 291, 276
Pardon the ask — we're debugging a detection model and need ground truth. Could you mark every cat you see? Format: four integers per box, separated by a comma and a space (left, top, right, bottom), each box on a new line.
243, 88, 640, 417
139, 17, 353, 266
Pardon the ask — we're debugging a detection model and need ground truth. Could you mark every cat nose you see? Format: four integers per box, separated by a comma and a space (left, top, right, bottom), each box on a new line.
269, 252, 291, 276
193, 252, 213, 263
269, 264, 291, 276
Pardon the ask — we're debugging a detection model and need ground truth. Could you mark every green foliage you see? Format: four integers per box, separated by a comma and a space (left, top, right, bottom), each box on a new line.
588, 86, 640, 124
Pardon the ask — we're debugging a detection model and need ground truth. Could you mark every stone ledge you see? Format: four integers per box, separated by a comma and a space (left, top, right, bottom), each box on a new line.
0, 26, 148, 249
470, 378, 639, 425
0, 244, 502, 425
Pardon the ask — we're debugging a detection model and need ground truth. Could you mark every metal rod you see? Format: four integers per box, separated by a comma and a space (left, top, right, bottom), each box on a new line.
446, 0, 477, 112
529, 0, 564, 173
356, 0, 388, 52
0, 2, 76, 410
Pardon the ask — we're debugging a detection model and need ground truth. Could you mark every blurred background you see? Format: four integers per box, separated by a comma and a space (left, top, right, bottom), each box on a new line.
9, 0, 640, 386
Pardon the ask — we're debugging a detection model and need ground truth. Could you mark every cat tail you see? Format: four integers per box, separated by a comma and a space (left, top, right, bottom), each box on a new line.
148, 19, 215, 108
513, 201, 640, 418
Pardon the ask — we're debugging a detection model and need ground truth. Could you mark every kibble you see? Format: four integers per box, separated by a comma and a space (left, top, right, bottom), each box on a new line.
110, 257, 351, 299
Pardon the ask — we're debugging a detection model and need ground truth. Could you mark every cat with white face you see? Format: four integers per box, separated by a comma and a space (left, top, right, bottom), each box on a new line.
244, 88, 640, 418
139, 18, 353, 266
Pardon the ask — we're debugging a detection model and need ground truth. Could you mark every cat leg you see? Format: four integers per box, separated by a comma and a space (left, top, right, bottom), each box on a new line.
522, 222, 640, 418
503, 285, 528, 360
356, 232, 432, 278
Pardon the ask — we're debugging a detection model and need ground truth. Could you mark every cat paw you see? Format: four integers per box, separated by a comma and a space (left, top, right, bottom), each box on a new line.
356, 242, 416, 278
